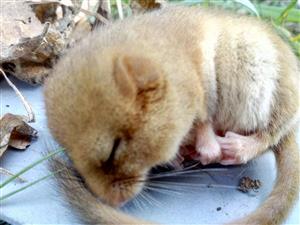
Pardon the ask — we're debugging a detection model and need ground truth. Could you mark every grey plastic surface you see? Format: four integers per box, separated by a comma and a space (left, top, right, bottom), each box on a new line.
0, 77, 299, 225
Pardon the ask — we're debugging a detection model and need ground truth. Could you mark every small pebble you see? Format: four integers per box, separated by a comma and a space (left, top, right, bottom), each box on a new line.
216, 207, 222, 211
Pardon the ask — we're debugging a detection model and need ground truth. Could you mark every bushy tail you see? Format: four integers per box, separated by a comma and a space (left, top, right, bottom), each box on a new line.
229, 132, 300, 225
49, 156, 155, 225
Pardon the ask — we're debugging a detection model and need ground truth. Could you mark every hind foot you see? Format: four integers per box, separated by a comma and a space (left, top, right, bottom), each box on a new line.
216, 131, 266, 165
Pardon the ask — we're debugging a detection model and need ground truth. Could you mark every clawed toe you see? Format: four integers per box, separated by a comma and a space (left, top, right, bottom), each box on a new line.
216, 132, 259, 165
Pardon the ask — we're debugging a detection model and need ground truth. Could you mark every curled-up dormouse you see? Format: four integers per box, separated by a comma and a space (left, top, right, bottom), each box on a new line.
45, 6, 300, 225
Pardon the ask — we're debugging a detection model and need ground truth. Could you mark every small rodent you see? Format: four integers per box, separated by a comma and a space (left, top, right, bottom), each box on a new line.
44, 6, 300, 225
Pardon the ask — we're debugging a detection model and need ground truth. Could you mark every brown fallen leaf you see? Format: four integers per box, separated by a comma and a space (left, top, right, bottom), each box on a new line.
0, 113, 38, 158
0, 0, 74, 85
0, 1, 44, 50
0, 1, 61, 84
130, 0, 166, 14
0, 0, 109, 85
32, 2, 59, 23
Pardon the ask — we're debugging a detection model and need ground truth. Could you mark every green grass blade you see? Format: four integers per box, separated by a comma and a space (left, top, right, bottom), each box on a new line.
272, 22, 300, 59
202, 0, 209, 7
255, 3, 300, 23
0, 148, 64, 189
0, 169, 64, 202
291, 34, 300, 42
276, 0, 298, 25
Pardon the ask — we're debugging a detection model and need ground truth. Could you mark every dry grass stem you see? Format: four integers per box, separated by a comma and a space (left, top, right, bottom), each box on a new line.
0, 69, 35, 123
0, 168, 27, 183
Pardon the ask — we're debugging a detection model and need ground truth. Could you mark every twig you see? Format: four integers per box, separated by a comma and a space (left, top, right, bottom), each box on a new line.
25, 0, 109, 25
93, 0, 111, 28
33, 22, 51, 53
79, 8, 109, 24
0, 68, 35, 123
0, 168, 27, 183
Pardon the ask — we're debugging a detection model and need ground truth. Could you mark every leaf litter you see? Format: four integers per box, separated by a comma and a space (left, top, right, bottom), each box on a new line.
1, 69, 37, 180
0, 0, 109, 180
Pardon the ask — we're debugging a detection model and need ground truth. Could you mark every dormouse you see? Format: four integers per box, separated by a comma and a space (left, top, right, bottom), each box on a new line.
45, 6, 300, 225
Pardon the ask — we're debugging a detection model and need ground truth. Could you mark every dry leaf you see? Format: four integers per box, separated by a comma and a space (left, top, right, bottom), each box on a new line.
130, 0, 166, 14
32, 2, 59, 23
0, 0, 74, 85
0, 1, 44, 50
0, 113, 38, 158
0, 0, 109, 85
0, 0, 59, 84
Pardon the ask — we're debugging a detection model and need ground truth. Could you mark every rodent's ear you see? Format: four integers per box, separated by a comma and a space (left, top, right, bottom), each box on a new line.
113, 55, 165, 101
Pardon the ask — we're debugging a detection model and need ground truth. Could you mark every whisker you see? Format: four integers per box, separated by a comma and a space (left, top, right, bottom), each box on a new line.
137, 197, 146, 210
127, 186, 147, 211
118, 165, 228, 187
153, 161, 200, 174
114, 175, 142, 183
146, 182, 189, 193
131, 197, 139, 210
149, 163, 197, 177
138, 190, 153, 208
148, 180, 237, 190
143, 190, 164, 208
147, 168, 228, 179
144, 185, 182, 196
164, 174, 209, 178
148, 173, 206, 180
135, 194, 145, 210
122, 178, 146, 186
145, 183, 204, 196
237, 167, 248, 178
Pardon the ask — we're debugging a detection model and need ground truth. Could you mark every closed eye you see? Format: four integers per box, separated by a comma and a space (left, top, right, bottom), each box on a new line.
105, 138, 121, 165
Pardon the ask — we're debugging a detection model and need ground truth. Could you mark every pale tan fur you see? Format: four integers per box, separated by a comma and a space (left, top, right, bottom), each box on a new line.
44, 6, 299, 225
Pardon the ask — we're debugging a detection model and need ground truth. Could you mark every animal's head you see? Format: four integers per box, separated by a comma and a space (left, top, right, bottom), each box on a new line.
45, 48, 183, 206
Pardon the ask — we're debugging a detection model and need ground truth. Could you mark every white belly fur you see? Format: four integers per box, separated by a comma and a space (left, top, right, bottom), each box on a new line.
202, 24, 279, 132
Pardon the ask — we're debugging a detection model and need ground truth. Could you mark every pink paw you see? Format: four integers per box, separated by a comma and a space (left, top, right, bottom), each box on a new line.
216, 132, 256, 165
197, 141, 221, 165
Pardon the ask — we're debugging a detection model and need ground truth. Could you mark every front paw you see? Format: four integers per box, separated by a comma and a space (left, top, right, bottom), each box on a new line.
197, 142, 221, 165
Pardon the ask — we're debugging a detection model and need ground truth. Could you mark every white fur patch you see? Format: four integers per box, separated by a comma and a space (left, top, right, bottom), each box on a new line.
199, 21, 220, 117
213, 26, 279, 132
